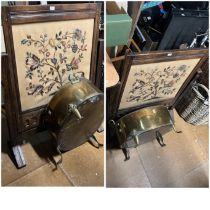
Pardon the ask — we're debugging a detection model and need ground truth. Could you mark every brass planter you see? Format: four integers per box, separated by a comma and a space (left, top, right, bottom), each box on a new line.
112, 105, 180, 150
47, 78, 104, 152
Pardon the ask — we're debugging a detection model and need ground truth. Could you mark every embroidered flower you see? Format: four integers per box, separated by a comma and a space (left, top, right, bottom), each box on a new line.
46, 52, 50, 57
49, 38, 56, 47
22, 28, 87, 97
178, 64, 187, 71
66, 64, 73, 71
61, 41, 66, 46
73, 29, 82, 40
71, 43, 78, 53
51, 58, 57, 65
25, 69, 33, 79
59, 53, 67, 64
173, 73, 179, 78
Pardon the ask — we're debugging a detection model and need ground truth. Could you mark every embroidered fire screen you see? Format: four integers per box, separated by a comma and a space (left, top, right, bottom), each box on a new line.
119, 58, 200, 110
12, 19, 94, 111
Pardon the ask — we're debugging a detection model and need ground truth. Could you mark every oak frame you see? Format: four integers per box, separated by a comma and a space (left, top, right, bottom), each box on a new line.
115, 48, 208, 116
1, 3, 101, 144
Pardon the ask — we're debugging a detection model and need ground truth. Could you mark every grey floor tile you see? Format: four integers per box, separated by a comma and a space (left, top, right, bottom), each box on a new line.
106, 110, 208, 188
106, 148, 151, 188
167, 161, 209, 188
137, 112, 208, 187
192, 124, 209, 158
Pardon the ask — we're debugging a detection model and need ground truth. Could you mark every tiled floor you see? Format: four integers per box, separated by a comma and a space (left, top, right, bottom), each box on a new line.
106, 111, 209, 188
2, 110, 209, 188
1, 116, 104, 187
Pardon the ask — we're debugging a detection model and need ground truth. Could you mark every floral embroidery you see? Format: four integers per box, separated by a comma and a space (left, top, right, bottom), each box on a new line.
21, 29, 87, 96
126, 64, 189, 102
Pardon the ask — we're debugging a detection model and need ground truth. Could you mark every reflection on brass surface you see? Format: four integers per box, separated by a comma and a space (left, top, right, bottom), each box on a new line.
115, 106, 173, 148
47, 78, 104, 151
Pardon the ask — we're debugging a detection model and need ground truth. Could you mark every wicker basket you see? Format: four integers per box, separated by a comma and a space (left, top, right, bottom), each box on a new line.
176, 82, 209, 125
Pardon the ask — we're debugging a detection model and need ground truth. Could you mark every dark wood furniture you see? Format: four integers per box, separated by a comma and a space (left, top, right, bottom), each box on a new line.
1, 3, 101, 168
109, 48, 208, 119
95, 38, 104, 90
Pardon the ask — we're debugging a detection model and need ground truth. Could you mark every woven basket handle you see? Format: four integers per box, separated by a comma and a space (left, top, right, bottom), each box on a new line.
192, 83, 209, 104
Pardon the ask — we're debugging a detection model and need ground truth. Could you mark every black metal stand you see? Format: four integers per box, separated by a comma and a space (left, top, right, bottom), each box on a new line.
155, 131, 166, 147
122, 148, 130, 161
56, 146, 63, 165
97, 126, 104, 133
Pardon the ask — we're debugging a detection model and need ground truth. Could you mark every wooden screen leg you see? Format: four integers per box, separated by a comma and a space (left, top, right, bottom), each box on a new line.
10, 144, 26, 169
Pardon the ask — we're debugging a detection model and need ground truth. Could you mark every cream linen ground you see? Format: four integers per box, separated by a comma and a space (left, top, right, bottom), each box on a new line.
119, 58, 200, 110
12, 19, 94, 111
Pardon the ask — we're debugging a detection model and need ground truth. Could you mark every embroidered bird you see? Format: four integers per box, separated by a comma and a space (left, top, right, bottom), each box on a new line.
70, 57, 80, 69
26, 54, 40, 71
27, 85, 44, 96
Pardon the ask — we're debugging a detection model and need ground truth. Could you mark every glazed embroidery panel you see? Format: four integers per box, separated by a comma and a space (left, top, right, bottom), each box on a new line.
12, 19, 94, 111
119, 58, 200, 110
